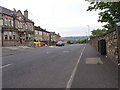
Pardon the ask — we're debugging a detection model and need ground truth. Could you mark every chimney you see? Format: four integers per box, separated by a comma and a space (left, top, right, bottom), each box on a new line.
13, 8, 16, 14
24, 9, 28, 18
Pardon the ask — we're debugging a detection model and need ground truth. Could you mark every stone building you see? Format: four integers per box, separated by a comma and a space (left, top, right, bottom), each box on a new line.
50, 32, 61, 42
34, 26, 43, 41
89, 27, 120, 64
35, 26, 50, 45
0, 6, 34, 46
34, 26, 51, 45
34, 26, 61, 45
42, 29, 50, 43
50, 32, 61, 45
55, 33, 61, 41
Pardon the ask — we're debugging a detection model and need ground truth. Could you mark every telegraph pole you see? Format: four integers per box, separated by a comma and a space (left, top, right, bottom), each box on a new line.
87, 25, 90, 40
86, 32, 88, 40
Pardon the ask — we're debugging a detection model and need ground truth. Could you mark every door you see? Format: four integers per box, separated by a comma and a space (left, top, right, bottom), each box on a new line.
99, 39, 106, 55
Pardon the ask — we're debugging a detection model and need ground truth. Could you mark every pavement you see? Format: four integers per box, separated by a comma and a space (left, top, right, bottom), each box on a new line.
2, 44, 118, 89
71, 44, 118, 89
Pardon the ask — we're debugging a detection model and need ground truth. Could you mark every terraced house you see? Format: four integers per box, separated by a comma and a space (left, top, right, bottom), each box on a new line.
34, 26, 61, 45
0, 6, 34, 46
50, 32, 61, 45
34, 26, 43, 41
34, 26, 50, 45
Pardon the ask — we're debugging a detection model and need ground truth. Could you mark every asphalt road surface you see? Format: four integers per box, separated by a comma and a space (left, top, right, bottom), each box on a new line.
2, 44, 86, 88
2, 44, 118, 89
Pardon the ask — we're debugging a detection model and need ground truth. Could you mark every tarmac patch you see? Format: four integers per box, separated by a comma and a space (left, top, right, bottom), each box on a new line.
85, 57, 103, 64
48, 46, 56, 48
63, 51, 69, 53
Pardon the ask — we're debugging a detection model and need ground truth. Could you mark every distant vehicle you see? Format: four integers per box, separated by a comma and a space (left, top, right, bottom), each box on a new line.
56, 41, 64, 46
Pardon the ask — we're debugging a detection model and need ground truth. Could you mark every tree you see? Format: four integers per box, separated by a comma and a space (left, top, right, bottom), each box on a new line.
87, 2, 120, 29
76, 40, 81, 43
91, 28, 108, 36
67, 40, 72, 44
80, 39, 88, 43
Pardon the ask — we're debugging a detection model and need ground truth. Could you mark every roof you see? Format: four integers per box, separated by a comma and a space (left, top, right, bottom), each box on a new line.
0, 6, 34, 23
16, 10, 34, 23
35, 26, 50, 33
0, 6, 14, 16
35, 26, 44, 31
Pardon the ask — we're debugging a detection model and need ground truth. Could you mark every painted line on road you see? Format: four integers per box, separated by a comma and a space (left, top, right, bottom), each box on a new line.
66, 46, 86, 89
0, 64, 12, 69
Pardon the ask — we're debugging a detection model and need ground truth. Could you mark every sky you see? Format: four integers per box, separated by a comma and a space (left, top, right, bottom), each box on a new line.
0, 0, 105, 37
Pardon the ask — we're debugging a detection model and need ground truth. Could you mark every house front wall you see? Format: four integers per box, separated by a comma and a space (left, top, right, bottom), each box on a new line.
1, 13, 18, 46
1, 9, 34, 46
34, 30, 42, 41
42, 32, 47, 41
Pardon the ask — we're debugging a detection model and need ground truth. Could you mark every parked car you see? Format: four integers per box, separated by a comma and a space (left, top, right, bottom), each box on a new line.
34, 40, 45, 47
56, 41, 64, 46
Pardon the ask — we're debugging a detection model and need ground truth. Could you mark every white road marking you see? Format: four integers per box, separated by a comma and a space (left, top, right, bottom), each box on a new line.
66, 46, 86, 89
0, 64, 12, 69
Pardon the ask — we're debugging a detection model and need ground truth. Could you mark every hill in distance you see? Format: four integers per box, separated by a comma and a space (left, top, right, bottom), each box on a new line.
61, 36, 88, 41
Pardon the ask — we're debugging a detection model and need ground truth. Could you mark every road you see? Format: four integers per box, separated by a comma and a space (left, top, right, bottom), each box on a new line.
2, 44, 118, 88
2, 44, 86, 88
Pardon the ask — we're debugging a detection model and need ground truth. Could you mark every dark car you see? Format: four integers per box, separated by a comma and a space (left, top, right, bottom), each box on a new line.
56, 41, 64, 46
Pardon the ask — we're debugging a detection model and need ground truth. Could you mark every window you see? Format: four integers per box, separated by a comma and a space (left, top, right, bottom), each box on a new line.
35, 30, 38, 35
9, 32, 12, 40
31, 25, 33, 31
15, 21, 18, 28
16, 21, 18, 28
4, 32, 9, 40
4, 18, 7, 26
28, 24, 32, 30
28, 24, 30, 30
26, 34, 28, 40
8, 19, 11, 26
11, 20, 14, 27
13, 32, 16, 39
20, 22, 22, 28
29, 24, 33, 31
18, 21, 20, 28
0, 19, 3, 26
23, 23, 25, 29
29, 25, 31, 30
25, 24, 28, 29
28, 34, 31, 40
39, 31, 42, 35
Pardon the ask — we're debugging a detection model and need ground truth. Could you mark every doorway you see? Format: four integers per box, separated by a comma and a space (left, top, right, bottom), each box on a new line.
98, 39, 106, 55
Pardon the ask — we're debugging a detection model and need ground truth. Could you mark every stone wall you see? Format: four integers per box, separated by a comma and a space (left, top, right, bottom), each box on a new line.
117, 27, 120, 63
89, 27, 120, 64
3, 40, 19, 46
